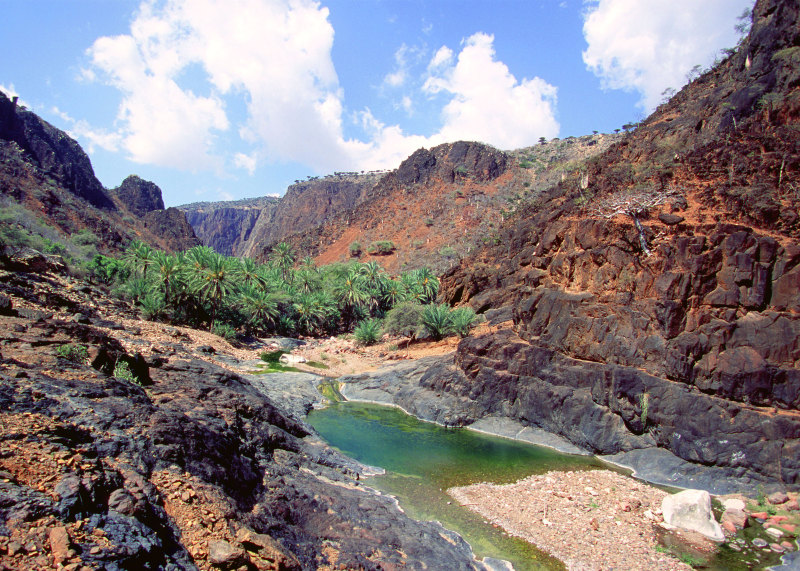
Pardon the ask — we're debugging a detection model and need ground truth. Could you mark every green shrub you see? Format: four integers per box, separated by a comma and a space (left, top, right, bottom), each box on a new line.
439, 246, 458, 258
71, 230, 100, 247
113, 360, 139, 384
383, 302, 425, 339
140, 293, 165, 321
212, 322, 237, 342
449, 307, 477, 337
88, 255, 129, 285
367, 240, 396, 255
55, 344, 89, 363
349, 241, 362, 257
354, 319, 381, 346
421, 304, 453, 340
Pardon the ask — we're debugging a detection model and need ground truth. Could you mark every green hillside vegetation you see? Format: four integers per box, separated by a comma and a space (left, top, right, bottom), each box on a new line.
87, 241, 477, 343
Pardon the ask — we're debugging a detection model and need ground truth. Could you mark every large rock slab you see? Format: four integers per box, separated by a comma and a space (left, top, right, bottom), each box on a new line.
662, 489, 725, 542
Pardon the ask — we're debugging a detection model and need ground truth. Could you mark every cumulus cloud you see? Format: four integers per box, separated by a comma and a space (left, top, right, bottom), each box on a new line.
233, 151, 258, 175
582, 0, 754, 111
51, 107, 122, 153
81, 1, 559, 178
423, 33, 559, 148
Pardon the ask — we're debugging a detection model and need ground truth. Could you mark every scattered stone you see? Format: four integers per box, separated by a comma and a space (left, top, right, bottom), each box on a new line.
750, 511, 769, 520
197, 345, 216, 354
207, 540, 247, 569
786, 499, 800, 511
753, 538, 768, 548
107, 488, 136, 516
768, 492, 789, 505
771, 543, 785, 553
766, 527, 784, 538
661, 489, 724, 542
721, 498, 746, 512
722, 520, 737, 535
721, 508, 748, 530
279, 353, 306, 364
781, 541, 795, 551
659, 213, 685, 226
0, 293, 13, 315
49, 526, 71, 564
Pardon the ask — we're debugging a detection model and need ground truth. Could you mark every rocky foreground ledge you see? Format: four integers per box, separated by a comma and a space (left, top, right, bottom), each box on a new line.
0, 263, 491, 570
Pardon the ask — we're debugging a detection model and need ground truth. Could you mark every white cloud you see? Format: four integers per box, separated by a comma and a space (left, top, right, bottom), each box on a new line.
81, 1, 559, 179
423, 33, 559, 148
233, 151, 258, 175
428, 46, 453, 70
582, 0, 754, 111
51, 106, 122, 153
383, 44, 412, 88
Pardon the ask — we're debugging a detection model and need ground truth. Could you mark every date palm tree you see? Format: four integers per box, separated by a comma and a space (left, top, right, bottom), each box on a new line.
188, 251, 237, 326
271, 242, 295, 284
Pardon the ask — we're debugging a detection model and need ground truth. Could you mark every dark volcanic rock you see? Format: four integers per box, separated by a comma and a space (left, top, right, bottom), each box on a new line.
0, 91, 114, 210
111, 175, 165, 217
0, 294, 487, 570
140, 207, 200, 252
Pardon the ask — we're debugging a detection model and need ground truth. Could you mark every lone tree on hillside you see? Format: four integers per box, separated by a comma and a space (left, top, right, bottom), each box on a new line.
589, 185, 683, 256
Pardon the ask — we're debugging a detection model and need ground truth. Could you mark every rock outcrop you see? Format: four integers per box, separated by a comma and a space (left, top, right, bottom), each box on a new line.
0, 94, 199, 255
433, 0, 800, 491
110, 175, 165, 217
0, 91, 113, 210
0, 265, 488, 570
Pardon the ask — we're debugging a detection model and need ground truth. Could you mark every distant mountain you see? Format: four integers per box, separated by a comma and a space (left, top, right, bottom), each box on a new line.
182, 135, 619, 273
179, 196, 281, 257
0, 91, 198, 256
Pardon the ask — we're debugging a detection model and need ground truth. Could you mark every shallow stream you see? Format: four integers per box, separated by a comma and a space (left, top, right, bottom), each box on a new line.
307, 401, 605, 570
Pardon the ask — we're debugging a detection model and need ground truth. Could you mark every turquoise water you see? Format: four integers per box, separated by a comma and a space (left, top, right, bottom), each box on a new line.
307, 401, 605, 571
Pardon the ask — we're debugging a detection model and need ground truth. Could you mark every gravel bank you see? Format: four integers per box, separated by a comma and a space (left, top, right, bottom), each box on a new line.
449, 469, 691, 571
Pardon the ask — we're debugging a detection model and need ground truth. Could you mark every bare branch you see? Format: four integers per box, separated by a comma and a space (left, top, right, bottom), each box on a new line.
588, 185, 684, 256
589, 185, 682, 220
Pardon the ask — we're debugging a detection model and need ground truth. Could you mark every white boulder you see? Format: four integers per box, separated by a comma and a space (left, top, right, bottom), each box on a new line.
661, 489, 725, 542
279, 353, 306, 364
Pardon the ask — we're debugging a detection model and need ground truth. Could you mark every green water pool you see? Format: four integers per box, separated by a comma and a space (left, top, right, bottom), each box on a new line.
307, 401, 605, 570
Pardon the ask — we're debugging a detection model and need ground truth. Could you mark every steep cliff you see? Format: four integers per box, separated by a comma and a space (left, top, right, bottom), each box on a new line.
238, 172, 382, 259
179, 197, 280, 257
0, 92, 113, 210
437, 0, 800, 488
263, 137, 617, 274
0, 95, 198, 255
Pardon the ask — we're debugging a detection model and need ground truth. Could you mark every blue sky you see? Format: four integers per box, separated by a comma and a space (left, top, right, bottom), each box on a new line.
2, 0, 752, 207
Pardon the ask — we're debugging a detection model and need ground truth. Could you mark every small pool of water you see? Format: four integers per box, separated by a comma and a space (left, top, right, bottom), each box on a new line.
307, 401, 605, 570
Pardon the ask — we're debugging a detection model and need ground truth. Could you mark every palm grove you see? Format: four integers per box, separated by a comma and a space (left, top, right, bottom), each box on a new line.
89, 241, 477, 345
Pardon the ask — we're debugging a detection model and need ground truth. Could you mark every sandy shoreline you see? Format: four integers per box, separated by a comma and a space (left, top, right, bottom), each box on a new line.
449, 469, 692, 571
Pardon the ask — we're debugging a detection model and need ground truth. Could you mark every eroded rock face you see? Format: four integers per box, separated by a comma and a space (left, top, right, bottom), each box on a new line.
0, 269, 485, 570
0, 92, 113, 210
179, 197, 279, 256
140, 207, 201, 252
111, 175, 165, 217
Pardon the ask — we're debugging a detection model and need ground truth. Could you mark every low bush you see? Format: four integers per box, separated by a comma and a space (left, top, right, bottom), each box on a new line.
421, 304, 452, 340
55, 344, 88, 363
367, 240, 396, 255
354, 318, 381, 346
449, 307, 478, 337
